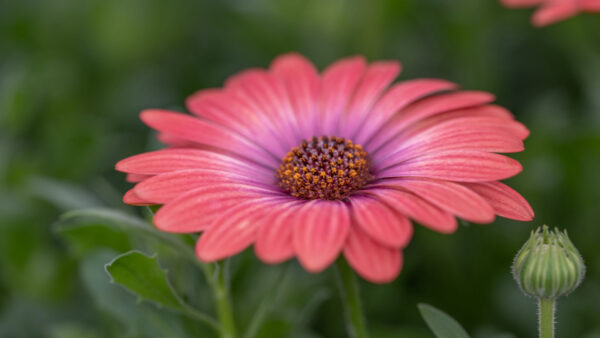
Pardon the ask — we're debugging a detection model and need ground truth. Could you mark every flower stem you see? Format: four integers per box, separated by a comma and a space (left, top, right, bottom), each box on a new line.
212, 261, 237, 338
335, 258, 369, 338
539, 298, 555, 338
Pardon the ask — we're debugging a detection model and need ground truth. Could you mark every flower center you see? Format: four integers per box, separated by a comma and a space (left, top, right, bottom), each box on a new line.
276, 136, 372, 200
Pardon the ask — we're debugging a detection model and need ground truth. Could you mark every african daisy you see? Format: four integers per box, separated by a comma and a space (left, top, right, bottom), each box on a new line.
116, 53, 534, 283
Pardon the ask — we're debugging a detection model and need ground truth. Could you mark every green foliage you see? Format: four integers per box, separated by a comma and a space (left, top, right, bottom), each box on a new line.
80, 250, 194, 338
418, 303, 470, 338
105, 250, 186, 310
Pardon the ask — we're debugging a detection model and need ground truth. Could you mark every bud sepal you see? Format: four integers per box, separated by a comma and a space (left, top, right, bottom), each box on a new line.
512, 225, 585, 300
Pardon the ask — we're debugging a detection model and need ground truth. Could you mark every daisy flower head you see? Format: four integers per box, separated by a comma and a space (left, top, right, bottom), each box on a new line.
501, 0, 600, 26
116, 53, 534, 283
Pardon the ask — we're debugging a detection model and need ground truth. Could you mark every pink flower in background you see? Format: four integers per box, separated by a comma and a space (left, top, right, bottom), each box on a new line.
116, 53, 534, 283
501, 0, 600, 26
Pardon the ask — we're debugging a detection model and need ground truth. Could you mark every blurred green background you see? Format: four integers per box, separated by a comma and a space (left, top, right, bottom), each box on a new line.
1, 0, 600, 337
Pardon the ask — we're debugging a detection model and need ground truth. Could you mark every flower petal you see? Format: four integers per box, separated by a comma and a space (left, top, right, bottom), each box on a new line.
154, 183, 282, 233
349, 195, 413, 248
293, 200, 350, 272
123, 188, 152, 205
404, 113, 530, 141
464, 181, 534, 221
115, 148, 273, 180
319, 56, 367, 135
367, 91, 496, 152
186, 89, 255, 135
225, 70, 301, 151
156, 133, 201, 148
270, 53, 321, 139
133, 169, 275, 204
378, 150, 522, 182
382, 179, 495, 223
186, 89, 290, 157
126, 173, 152, 183
581, 0, 600, 11
339, 61, 401, 138
140, 109, 279, 167
367, 187, 458, 233
254, 201, 303, 264
343, 225, 403, 284
354, 79, 458, 145
532, 1, 578, 26
374, 119, 525, 169
195, 200, 279, 262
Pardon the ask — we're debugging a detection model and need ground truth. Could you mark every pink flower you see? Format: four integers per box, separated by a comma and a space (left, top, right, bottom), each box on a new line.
501, 0, 600, 26
116, 54, 534, 283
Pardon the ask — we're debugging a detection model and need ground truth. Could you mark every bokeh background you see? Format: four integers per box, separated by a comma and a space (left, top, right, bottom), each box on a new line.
1, 0, 600, 337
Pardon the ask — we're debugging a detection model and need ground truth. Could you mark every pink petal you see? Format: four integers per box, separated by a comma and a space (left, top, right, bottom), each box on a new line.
367, 188, 457, 233
186, 89, 254, 136
133, 169, 275, 204
367, 91, 496, 152
581, 0, 600, 11
391, 129, 522, 162
379, 150, 523, 182
126, 173, 152, 183
156, 133, 201, 148
464, 181, 534, 221
154, 184, 282, 233
254, 201, 303, 264
447, 104, 515, 120
123, 188, 152, 205
270, 53, 321, 139
349, 195, 413, 248
338, 61, 401, 138
186, 88, 290, 157
532, 2, 578, 26
115, 148, 273, 180
375, 124, 524, 169
319, 56, 367, 135
397, 108, 529, 141
140, 109, 279, 168
373, 114, 529, 167
343, 225, 403, 283
195, 200, 279, 262
293, 200, 351, 272
383, 179, 495, 223
224, 70, 301, 151
354, 79, 458, 145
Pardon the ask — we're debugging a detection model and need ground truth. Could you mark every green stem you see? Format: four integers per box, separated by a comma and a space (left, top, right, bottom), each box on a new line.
243, 264, 291, 338
539, 298, 555, 338
180, 302, 221, 332
335, 259, 369, 338
210, 261, 237, 338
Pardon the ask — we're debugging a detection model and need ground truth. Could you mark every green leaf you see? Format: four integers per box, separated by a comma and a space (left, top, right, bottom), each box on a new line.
80, 250, 191, 338
103, 250, 219, 332
418, 303, 470, 338
105, 250, 185, 310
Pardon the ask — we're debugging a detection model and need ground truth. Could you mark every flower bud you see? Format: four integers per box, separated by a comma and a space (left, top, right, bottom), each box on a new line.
512, 225, 585, 300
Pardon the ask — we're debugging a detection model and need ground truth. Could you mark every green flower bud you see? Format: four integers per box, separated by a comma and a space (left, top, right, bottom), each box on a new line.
512, 225, 585, 300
